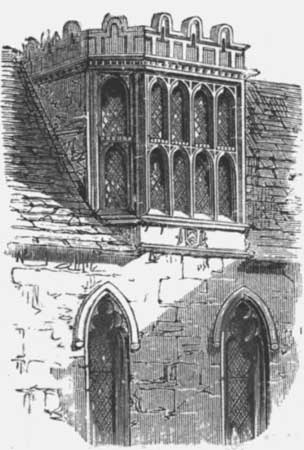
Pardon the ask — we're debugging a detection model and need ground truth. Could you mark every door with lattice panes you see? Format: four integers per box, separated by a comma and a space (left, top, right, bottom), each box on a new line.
223, 300, 269, 444
88, 294, 130, 446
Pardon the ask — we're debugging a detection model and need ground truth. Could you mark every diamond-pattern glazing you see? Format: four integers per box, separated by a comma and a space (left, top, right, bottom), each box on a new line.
150, 149, 167, 212
151, 84, 165, 139
225, 301, 266, 443
171, 88, 186, 142
105, 146, 128, 210
173, 150, 189, 213
88, 295, 129, 445
195, 152, 211, 215
101, 80, 127, 137
218, 156, 234, 219
217, 91, 235, 147
194, 91, 209, 145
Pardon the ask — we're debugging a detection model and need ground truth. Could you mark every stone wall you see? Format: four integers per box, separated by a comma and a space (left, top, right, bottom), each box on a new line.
129, 258, 299, 444
35, 74, 87, 191
10, 254, 300, 445
246, 80, 302, 260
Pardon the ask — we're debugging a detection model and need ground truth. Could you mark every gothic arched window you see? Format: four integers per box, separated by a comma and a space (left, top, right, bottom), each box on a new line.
195, 152, 212, 217
222, 300, 269, 444
194, 88, 213, 146
88, 293, 130, 446
171, 84, 189, 143
218, 154, 236, 220
151, 82, 168, 139
101, 78, 127, 138
217, 89, 235, 147
173, 149, 190, 215
105, 146, 128, 210
150, 148, 169, 213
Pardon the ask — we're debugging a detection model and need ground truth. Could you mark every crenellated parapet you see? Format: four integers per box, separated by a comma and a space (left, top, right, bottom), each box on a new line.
21, 12, 250, 76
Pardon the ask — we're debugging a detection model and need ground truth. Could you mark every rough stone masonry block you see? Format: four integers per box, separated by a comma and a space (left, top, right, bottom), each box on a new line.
135, 412, 175, 444
174, 412, 198, 444
177, 336, 202, 360
159, 278, 201, 304
176, 362, 199, 387
137, 387, 175, 413
196, 394, 222, 444
183, 256, 209, 279
132, 361, 165, 383
157, 304, 178, 322
133, 336, 178, 363
175, 388, 203, 413
153, 320, 184, 336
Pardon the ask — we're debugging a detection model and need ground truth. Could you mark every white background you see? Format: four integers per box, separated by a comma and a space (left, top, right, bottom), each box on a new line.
0, 1, 303, 449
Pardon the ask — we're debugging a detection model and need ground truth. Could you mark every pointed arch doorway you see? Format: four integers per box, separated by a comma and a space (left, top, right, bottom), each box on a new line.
213, 287, 278, 445
222, 300, 269, 443
73, 282, 140, 446
87, 293, 130, 446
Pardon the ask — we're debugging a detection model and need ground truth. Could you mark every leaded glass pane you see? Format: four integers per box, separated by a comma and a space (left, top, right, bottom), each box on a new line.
171, 87, 187, 143
217, 91, 235, 147
195, 152, 211, 215
105, 147, 128, 209
101, 80, 127, 137
224, 301, 267, 444
194, 91, 209, 145
88, 295, 129, 446
89, 329, 114, 445
151, 84, 166, 139
150, 149, 167, 212
218, 156, 234, 219
173, 150, 189, 214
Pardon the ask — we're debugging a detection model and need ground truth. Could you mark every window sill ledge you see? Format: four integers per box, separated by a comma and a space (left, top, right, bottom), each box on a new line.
97, 213, 248, 233
140, 243, 253, 260
141, 214, 248, 232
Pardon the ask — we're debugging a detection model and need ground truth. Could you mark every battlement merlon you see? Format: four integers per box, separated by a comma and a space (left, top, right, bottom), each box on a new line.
21, 13, 258, 79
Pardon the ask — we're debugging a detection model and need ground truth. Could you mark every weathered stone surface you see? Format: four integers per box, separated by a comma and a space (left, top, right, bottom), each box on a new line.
246, 80, 302, 259
135, 387, 175, 413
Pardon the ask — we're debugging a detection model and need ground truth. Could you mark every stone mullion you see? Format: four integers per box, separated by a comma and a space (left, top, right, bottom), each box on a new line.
213, 90, 219, 220
188, 85, 194, 147
168, 80, 173, 216
91, 71, 101, 211
189, 152, 194, 217
134, 72, 146, 216
128, 74, 134, 212
168, 150, 174, 216
188, 84, 195, 218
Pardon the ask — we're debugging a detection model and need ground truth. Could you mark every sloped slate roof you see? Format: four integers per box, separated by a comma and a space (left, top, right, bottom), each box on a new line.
2, 47, 135, 264
246, 80, 302, 260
